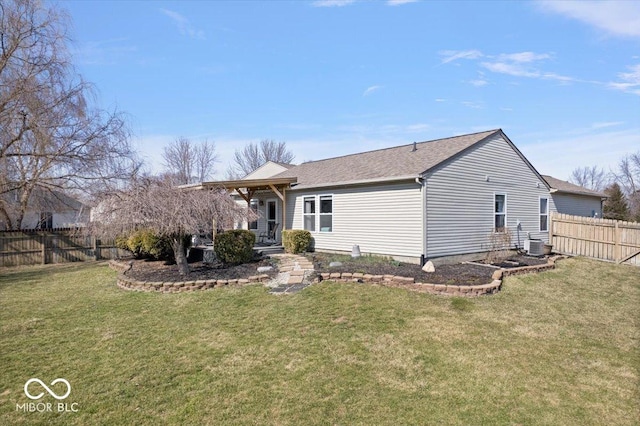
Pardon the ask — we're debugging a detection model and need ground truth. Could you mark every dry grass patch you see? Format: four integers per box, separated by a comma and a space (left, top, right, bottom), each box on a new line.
0, 258, 638, 425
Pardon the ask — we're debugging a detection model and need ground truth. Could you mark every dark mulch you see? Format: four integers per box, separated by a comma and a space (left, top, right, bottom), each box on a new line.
310, 253, 495, 286
125, 258, 278, 282
476, 255, 549, 269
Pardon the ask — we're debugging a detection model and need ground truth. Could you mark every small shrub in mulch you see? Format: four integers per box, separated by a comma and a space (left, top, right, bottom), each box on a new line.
309, 253, 494, 286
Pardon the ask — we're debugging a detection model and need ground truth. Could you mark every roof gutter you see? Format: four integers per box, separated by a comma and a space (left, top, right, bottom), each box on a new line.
289, 174, 420, 191
550, 188, 607, 198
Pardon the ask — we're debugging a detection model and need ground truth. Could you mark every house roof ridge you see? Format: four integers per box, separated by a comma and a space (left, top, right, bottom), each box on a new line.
541, 174, 606, 197
296, 129, 501, 166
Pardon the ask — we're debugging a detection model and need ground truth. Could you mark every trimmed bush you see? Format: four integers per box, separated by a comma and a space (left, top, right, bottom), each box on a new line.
126, 229, 149, 258
120, 230, 190, 261
114, 235, 129, 251
214, 230, 256, 264
141, 232, 173, 261
282, 229, 312, 254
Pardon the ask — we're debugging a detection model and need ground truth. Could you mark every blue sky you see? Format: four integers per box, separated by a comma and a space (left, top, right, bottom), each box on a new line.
61, 0, 639, 181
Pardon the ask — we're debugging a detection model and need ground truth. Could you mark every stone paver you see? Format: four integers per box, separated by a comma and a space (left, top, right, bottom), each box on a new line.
267, 253, 316, 294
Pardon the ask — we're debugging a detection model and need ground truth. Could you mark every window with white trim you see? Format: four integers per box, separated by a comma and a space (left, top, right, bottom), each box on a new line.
319, 195, 333, 232
494, 194, 506, 231
303, 197, 316, 232
539, 197, 549, 232
302, 195, 333, 232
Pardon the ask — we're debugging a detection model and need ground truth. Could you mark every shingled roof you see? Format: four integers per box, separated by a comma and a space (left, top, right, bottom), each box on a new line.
542, 175, 606, 198
274, 129, 501, 189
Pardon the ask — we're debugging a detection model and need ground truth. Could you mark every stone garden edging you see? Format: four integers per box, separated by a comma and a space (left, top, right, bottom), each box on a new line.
108, 259, 270, 293
317, 255, 563, 297
109, 255, 564, 295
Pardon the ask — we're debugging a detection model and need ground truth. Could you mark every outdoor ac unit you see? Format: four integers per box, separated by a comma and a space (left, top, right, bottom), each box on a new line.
524, 239, 544, 256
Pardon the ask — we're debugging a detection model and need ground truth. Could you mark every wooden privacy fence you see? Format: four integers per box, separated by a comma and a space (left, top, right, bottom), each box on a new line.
550, 213, 640, 266
0, 228, 127, 267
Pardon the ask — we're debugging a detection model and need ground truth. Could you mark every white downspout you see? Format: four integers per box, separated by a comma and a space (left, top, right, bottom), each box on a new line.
416, 176, 427, 265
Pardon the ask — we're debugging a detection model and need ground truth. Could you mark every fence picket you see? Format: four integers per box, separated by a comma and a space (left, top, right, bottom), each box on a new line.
550, 213, 640, 265
0, 228, 125, 267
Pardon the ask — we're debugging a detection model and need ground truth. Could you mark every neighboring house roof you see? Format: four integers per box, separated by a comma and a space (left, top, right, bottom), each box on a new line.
273, 129, 507, 189
271, 162, 295, 169
542, 175, 606, 198
10, 187, 90, 212
241, 161, 296, 180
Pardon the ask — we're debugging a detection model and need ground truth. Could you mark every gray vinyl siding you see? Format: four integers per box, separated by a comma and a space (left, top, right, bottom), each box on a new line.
286, 182, 423, 259
425, 133, 554, 258
551, 193, 602, 218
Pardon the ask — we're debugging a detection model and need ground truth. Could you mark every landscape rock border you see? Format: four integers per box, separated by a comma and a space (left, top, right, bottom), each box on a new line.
109, 255, 565, 296
108, 259, 269, 293
317, 255, 564, 297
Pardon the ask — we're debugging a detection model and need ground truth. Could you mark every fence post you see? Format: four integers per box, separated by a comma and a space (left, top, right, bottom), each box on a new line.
41, 232, 47, 265
92, 235, 99, 261
549, 213, 554, 247
614, 221, 620, 264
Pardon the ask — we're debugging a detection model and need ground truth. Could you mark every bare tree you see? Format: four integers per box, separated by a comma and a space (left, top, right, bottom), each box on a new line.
162, 137, 218, 185
568, 166, 609, 192
0, 0, 140, 229
227, 139, 294, 178
91, 176, 257, 275
615, 152, 640, 220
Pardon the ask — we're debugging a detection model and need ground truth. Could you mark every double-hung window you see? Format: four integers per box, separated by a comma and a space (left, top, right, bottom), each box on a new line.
303, 197, 316, 232
303, 195, 333, 232
539, 197, 549, 232
319, 195, 333, 232
494, 194, 506, 231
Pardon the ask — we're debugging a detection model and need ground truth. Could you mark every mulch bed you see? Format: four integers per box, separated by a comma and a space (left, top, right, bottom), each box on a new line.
310, 254, 494, 286
125, 258, 278, 282
475, 255, 549, 268
310, 253, 552, 286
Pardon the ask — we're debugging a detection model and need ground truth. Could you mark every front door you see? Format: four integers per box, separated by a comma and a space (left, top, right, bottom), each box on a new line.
266, 199, 278, 241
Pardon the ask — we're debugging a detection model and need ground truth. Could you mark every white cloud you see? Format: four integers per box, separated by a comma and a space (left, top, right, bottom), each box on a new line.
496, 52, 551, 63
536, 0, 640, 38
461, 101, 483, 109
481, 52, 577, 82
312, 0, 357, 7
608, 64, 640, 95
406, 123, 430, 133
469, 79, 488, 87
363, 85, 382, 96
592, 121, 624, 129
439, 50, 483, 64
160, 9, 205, 40
71, 38, 137, 65
434, 98, 446, 102
387, 0, 418, 5
312, 0, 415, 7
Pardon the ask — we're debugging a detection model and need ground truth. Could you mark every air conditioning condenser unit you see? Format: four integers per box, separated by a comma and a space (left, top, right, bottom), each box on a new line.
524, 239, 544, 256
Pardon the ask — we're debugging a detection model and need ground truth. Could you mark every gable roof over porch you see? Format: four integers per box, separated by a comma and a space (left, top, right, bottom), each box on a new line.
187, 177, 297, 202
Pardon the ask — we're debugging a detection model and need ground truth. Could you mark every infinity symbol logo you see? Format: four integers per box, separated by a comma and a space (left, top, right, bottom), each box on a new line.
24, 378, 71, 400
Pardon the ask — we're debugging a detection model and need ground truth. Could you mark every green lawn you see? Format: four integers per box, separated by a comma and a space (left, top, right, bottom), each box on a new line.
1, 258, 638, 425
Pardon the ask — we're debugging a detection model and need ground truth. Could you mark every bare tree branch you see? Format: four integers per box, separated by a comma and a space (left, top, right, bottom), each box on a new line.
162, 137, 218, 184
568, 166, 610, 192
0, 0, 140, 229
90, 177, 257, 275
227, 139, 294, 179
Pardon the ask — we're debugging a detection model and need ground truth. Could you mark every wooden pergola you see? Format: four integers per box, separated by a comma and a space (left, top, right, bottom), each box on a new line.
189, 177, 298, 232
